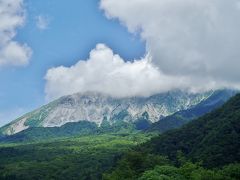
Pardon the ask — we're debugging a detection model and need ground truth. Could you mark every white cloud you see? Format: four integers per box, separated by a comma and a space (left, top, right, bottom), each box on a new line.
100, 0, 240, 90
45, 0, 240, 99
45, 44, 240, 100
0, 0, 32, 67
45, 44, 186, 100
36, 15, 50, 30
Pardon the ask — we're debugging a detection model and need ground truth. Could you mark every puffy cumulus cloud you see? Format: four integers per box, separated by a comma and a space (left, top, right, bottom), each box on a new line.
45, 44, 187, 100
0, 0, 32, 67
100, 0, 240, 90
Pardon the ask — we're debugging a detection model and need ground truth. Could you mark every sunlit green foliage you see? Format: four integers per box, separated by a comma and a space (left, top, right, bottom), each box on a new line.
138, 163, 240, 180
103, 151, 170, 180
0, 133, 151, 180
104, 152, 240, 180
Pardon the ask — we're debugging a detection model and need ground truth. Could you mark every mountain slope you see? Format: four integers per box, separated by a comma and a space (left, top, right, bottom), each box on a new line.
148, 89, 237, 133
141, 93, 240, 168
0, 121, 99, 143
0, 90, 212, 135
0, 119, 140, 143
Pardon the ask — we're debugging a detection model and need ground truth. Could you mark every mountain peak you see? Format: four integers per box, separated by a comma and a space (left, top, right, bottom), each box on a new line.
0, 90, 214, 135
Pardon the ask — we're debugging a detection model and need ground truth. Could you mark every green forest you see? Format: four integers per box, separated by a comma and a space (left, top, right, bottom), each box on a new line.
0, 133, 151, 179
0, 94, 239, 179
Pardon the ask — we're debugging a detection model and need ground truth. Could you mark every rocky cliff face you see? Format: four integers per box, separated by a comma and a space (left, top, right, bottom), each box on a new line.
0, 90, 212, 135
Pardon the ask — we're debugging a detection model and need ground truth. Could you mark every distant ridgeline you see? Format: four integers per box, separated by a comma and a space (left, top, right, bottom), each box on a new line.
103, 93, 240, 179
148, 89, 237, 133
0, 89, 237, 142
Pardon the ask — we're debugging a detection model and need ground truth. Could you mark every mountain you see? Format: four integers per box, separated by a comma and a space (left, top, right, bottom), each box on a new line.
0, 121, 99, 143
1, 93, 239, 179
138, 93, 240, 168
148, 89, 237, 133
0, 90, 212, 136
3, 88, 234, 142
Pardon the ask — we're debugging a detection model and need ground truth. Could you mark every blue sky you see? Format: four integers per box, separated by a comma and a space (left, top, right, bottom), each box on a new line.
1, 0, 240, 126
0, 0, 145, 126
